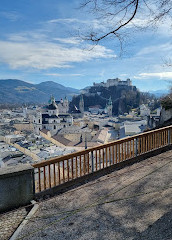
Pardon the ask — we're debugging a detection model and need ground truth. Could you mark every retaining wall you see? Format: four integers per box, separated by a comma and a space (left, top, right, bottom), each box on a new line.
0, 164, 34, 213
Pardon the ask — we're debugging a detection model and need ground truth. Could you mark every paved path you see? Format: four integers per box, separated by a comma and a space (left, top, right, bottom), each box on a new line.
0, 208, 27, 240
18, 150, 172, 240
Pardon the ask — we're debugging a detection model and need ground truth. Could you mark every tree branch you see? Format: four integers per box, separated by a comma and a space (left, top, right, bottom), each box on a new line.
85, 0, 139, 42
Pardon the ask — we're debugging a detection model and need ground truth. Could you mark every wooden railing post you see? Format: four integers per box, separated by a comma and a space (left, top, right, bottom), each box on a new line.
135, 137, 138, 157
168, 128, 171, 145
91, 151, 94, 173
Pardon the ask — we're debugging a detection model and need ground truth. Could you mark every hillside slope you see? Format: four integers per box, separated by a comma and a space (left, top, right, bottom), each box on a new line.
70, 84, 140, 115
0, 79, 79, 104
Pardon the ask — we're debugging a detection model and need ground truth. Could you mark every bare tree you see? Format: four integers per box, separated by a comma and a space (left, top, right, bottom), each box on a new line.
163, 57, 172, 67
80, 0, 172, 46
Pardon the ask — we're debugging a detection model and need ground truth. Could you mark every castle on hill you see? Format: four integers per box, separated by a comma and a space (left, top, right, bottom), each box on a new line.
93, 78, 132, 88
81, 78, 132, 94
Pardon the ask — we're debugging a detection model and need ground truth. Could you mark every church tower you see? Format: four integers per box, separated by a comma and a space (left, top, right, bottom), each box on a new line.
63, 96, 69, 113
107, 96, 113, 117
48, 95, 59, 116
79, 95, 84, 114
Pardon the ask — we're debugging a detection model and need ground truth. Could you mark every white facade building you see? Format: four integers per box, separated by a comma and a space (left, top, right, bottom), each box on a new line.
105, 97, 113, 116
156, 107, 161, 116
140, 104, 150, 117
33, 96, 73, 135
88, 105, 104, 114
93, 78, 132, 88
55, 97, 69, 113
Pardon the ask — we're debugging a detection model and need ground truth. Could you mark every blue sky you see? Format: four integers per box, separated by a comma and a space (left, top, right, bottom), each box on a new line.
0, 0, 172, 91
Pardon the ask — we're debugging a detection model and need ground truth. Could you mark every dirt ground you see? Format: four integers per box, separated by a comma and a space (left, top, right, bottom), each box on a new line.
18, 150, 172, 240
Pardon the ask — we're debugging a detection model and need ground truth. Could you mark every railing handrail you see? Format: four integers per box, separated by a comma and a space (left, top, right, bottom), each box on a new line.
32, 125, 172, 168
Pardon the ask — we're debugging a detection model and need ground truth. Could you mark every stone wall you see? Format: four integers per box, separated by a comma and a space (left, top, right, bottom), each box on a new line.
0, 164, 34, 213
0, 135, 4, 141
13, 123, 34, 132
160, 108, 172, 124
64, 132, 92, 142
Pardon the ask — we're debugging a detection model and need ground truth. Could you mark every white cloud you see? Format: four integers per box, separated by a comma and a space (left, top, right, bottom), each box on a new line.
137, 43, 172, 56
8, 34, 28, 42
8, 32, 47, 42
48, 18, 79, 24
127, 18, 150, 28
0, 38, 114, 70
0, 11, 21, 21
47, 18, 107, 31
134, 72, 172, 79
47, 10, 171, 36
45, 73, 84, 77
120, 73, 127, 77
53, 37, 82, 45
99, 70, 105, 78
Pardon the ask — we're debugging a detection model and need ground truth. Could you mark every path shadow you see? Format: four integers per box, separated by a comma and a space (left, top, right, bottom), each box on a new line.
133, 209, 172, 240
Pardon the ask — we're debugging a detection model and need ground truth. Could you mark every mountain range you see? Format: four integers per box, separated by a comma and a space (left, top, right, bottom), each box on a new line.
148, 89, 169, 98
0, 79, 79, 104
0, 79, 168, 105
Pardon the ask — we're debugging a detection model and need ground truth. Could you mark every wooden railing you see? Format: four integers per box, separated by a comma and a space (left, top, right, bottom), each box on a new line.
33, 125, 172, 193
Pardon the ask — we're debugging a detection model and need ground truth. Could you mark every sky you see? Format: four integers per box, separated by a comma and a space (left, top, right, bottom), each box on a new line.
0, 0, 172, 92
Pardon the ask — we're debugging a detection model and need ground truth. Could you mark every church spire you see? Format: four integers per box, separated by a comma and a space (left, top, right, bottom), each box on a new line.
49, 95, 55, 105
107, 96, 113, 116
79, 94, 84, 114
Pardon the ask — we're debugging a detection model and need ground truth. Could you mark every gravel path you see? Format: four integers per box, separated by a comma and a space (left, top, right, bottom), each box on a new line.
18, 150, 172, 240
0, 208, 27, 240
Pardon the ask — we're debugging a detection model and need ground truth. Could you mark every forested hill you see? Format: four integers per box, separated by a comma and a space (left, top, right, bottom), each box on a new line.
0, 79, 79, 104
70, 84, 154, 115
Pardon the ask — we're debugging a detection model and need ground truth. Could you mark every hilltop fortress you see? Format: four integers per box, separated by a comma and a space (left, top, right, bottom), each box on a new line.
82, 78, 132, 94
93, 78, 132, 88
71, 77, 139, 115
